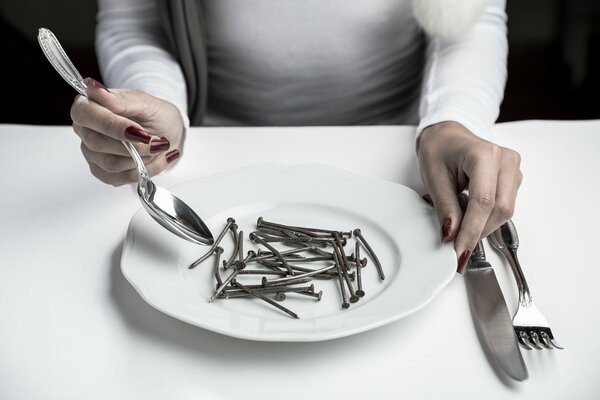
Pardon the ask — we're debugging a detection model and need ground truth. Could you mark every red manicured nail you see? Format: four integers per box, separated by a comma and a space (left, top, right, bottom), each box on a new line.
84, 77, 110, 92
150, 137, 170, 153
166, 149, 180, 163
457, 250, 471, 274
441, 218, 452, 240
124, 126, 152, 144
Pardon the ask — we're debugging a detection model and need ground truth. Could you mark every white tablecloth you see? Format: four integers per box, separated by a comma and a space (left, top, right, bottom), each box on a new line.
1, 120, 599, 399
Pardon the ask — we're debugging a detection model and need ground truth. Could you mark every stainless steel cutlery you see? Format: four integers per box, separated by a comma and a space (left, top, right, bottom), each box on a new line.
489, 220, 563, 350
465, 239, 529, 381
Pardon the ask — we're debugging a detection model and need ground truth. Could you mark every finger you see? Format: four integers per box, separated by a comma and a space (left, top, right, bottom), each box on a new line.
455, 162, 499, 273
74, 123, 130, 156
84, 78, 183, 147
480, 153, 522, 238
421, 164, 464, 242
84, 78, 157, 121
81, 142, 155, 174
74, 123, 170, 156
86, 148, 180, 187
71, 92, 167, 154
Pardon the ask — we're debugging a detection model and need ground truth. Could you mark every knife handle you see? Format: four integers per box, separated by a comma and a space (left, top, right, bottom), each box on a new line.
471, 240, 486, 262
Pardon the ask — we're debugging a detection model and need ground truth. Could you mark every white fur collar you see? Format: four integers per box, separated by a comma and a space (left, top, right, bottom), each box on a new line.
412, 0, 488, 39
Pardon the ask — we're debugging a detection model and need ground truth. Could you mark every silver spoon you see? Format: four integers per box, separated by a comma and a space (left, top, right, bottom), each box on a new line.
37, 28, 214, 246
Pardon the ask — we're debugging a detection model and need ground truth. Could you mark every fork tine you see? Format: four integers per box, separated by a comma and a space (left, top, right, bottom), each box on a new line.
549, 338, 564, 350
529, 331, 545, 350
541, 331, 564, 349
536, 331, 553, 349
517, 330, 533, 350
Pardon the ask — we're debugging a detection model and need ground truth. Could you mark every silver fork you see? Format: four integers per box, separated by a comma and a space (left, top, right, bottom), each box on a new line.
488, 220, 563, 350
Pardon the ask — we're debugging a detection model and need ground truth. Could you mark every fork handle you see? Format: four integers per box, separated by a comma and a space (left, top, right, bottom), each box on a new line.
504, 247, 533, 306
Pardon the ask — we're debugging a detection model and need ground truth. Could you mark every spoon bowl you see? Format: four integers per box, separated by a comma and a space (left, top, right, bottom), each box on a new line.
38, 27, 214, 246
140, 180, 213, 245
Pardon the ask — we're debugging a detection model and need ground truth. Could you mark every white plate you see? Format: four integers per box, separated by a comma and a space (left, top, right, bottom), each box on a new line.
121, 164, 456, 342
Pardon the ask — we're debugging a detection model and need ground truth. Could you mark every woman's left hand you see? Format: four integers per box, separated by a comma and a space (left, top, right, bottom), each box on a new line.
417, 121, 523, 273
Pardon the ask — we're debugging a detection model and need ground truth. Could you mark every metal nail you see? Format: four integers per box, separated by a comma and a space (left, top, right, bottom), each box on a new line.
238, 230, 244, 263
209, 260, 246, 302
229, 250, 255, 272
250, 232, 294, 275
333, 252, 350, 309
257, 217, 352, 238
189, 217, 235, 269
233, 281, 299, 319
332, 232, 351, 271
291, 290, 323, 301
237, 269, 289, 275
347, 253, 368, 267
223, 287, 321, 300
253, 246, 315, 262
265, 277, 313, 287
279, 256, 334, 263
332, 232, 358, 303
274, 292, 287, 302
256, 226, 293, 237
224, 223, 239, 268
262, 264, 336, 287
253, 234, 338, 245
220, 284, 314, 295
213, 246, 224, 287
258, 259, 344, 278
354, 228, 385, 280
355, 241, 365, 298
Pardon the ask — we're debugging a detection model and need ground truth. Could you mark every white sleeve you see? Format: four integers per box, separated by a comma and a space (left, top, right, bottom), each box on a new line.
416, 0, 508, 141
95, 0, 190, 127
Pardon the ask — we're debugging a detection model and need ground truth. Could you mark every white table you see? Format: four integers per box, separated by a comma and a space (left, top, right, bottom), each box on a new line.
1, 120, 599, 399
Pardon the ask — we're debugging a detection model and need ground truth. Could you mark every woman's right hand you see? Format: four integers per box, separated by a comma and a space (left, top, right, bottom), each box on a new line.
70, 78, 185, 186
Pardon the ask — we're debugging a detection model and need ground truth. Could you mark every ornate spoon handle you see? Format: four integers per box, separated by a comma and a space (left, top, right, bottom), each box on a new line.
37, 28, 86, 95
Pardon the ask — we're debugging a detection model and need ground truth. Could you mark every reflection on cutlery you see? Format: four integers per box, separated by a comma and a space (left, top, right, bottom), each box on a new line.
36, 28, 214, 246
465, 240, 529, 381
489, 220, 563, 350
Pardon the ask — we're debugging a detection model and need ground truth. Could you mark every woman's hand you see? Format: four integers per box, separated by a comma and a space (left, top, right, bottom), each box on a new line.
70, 78, 185, 186
417, 121, 523, 273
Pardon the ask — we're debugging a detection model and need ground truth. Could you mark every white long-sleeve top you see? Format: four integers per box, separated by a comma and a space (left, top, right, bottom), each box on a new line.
96, 0, 507, 140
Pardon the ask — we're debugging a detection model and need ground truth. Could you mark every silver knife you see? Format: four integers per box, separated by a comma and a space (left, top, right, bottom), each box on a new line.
465, 240, 529, 381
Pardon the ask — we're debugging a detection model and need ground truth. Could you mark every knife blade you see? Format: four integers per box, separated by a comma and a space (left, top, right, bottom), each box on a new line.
465, 240, 528, 381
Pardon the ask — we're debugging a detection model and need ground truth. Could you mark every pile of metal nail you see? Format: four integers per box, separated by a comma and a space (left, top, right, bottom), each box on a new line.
189, 217, 384, 319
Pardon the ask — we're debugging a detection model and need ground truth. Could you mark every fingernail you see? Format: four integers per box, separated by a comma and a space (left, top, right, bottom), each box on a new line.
150, 137, 170, 153
457, 250, 471, 274
84, 77, 110, 92
125, 126, 152, 144
166, 149, 180, 163
441, 218, 452, 240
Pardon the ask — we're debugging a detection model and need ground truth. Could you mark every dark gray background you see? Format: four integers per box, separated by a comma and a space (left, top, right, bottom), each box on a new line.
1, 0, 598, 124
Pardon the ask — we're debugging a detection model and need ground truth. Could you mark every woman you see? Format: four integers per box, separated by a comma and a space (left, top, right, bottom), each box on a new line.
71, 0, 522, 273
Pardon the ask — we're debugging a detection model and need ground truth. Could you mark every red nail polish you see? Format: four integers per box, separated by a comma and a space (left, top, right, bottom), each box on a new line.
84, 77, 110, 92
166, 149, 180, 163
125, 126, 152, 144
150, 137, 170, 153
457, 250, 471, 274
441, 218, 452, 240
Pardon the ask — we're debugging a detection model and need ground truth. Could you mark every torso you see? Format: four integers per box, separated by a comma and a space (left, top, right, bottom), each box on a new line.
201, 0, 425, 126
